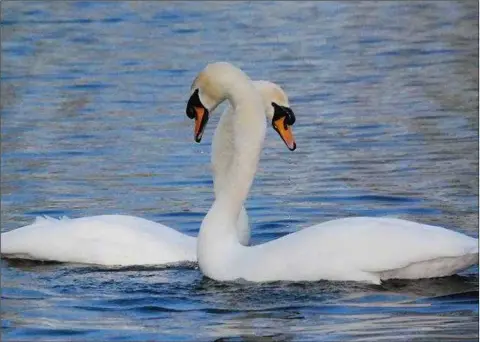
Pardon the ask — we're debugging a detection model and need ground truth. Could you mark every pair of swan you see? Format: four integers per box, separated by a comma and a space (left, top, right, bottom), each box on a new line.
0, 80, 295, 266
2, 61, 478, 284
185, 62, 478, 285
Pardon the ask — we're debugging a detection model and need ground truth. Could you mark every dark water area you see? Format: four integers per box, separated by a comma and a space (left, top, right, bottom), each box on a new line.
1, 1, 478, 341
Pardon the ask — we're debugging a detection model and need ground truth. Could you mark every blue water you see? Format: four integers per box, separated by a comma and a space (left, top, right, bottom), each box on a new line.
1, 1, 478, 340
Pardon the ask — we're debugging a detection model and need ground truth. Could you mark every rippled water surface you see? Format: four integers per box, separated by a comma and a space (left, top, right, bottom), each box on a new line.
1, 1, 479, 341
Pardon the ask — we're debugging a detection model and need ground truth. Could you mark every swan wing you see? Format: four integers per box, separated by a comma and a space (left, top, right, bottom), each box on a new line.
301, 217, 477, 274
244, 217, 478, 282
1, 214, 196, 266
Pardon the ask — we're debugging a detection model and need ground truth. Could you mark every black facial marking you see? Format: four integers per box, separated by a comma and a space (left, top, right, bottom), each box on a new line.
271, 102, 296, 127
186, 89, 203, 119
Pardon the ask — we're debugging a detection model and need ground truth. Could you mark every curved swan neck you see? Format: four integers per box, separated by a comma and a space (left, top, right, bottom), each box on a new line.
211, 106, 251, 246
203, 66, 266, 215
218, 93, 266, 217
198, 65, 266, 259
211, 96, 265, 202
211, 106, 235, 196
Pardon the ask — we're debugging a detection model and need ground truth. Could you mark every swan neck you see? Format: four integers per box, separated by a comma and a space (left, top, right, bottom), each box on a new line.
211, 105, 251, 245
197, 66, 265, 275
211, 106, 234, 197
221, 92, 266, 217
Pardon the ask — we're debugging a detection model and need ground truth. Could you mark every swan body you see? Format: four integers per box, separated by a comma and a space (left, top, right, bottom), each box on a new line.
214, 216, 478, 284
188, 62, 478, 284
1, 80, 293, 266
1, 215, 197, 265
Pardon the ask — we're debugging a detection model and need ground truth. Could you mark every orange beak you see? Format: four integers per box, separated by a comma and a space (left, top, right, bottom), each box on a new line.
194, 106, 205, 141
186, 89, 210, 143
273, 116, 296, 151
193, 106, 209, 143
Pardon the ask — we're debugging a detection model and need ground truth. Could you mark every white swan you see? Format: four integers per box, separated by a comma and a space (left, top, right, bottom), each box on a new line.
186, 62, 479, 285
0, 80, 296, 266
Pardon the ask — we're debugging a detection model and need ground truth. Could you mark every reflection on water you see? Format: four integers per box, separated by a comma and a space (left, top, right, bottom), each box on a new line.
1, 1, 478, 341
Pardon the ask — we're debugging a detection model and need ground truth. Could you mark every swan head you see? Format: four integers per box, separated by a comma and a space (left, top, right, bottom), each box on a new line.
186, 63, 296, 150
186, 62, 248, 142
253, 80, 296, 151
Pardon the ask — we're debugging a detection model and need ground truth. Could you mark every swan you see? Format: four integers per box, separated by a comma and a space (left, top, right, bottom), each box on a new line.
186, 61, 479, 285
0, 80, 296, 266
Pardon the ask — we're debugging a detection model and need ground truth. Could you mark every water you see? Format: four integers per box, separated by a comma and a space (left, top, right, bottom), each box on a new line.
1, 1, 478, 340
